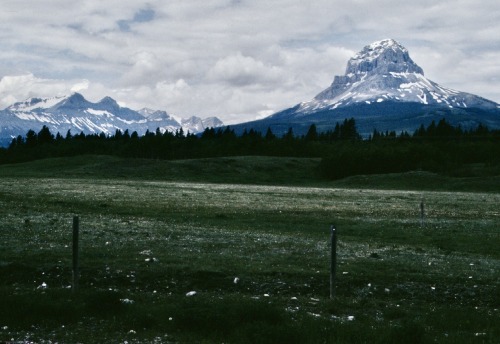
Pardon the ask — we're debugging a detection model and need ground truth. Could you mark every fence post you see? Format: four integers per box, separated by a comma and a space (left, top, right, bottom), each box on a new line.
330, 225, 337, 299
72, 216, 80, 293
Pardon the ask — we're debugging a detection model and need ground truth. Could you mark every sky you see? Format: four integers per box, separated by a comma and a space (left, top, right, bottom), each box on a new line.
1, 0, 499, 124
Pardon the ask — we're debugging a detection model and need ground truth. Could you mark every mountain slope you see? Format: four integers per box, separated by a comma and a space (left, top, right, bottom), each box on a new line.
230, 39, 500, 136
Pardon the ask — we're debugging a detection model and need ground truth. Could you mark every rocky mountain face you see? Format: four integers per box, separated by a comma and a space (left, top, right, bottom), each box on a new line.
181, 116, 224, 134
230, 39, 500, 137
0, 93, 223, 146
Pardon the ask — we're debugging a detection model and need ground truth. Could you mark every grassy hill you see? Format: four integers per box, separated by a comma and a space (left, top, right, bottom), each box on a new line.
0, 154, 499, 192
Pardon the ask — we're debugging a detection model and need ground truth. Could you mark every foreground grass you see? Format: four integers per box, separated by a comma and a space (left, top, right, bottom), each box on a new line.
0, 168, 498, 343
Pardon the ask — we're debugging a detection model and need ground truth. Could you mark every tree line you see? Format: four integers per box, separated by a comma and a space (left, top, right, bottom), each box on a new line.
1, 118, 499, 179
321, 119, 500, 179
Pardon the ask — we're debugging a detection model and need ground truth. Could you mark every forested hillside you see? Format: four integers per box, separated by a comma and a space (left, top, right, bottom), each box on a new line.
1, 118, 499, 180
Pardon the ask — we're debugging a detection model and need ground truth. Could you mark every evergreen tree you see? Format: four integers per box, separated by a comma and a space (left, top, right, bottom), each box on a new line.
435, 118, 456, 137
371, 128, 381, 141
201, 127, 216, 139
114, 129, 123, 140
265, 127, 276, 140
414, 124, 426, 137
123, 129, 131, 140
283, 127, 294, 140
332, 123, 341, 140
37, 126, 54, 145
25, 130, 38, 147
9, 135, 24, 150
175, 127, 185, 138
339, 118, 360, 140
305, 124, 318, 141
426, 120, 437, 137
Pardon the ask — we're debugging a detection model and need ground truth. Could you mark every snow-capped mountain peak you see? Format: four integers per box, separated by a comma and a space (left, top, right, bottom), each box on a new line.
346, 38, 423, 76
300, 39, 497, 112
138, 108, 159, 118
180, 116, 224, 134
181, 116, 205, 133
138, 108, 171, 121
98, 96, 119, 107
7, 95, 69, 112
54, 93, 93, 111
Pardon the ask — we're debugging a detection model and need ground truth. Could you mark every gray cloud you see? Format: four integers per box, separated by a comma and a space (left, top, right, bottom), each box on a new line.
0, 0, 499, 122
207, 53, 286, 87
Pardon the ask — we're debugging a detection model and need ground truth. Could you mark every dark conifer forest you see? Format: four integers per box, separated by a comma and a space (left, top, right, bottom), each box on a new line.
1, 118, 499, 180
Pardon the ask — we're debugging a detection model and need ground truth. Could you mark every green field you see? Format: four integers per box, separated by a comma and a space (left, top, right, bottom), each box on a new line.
0, 156, 499, 343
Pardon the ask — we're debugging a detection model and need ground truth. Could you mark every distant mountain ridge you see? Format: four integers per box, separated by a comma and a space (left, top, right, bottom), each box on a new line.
0, 93, 223, 146
230, 39, 500, 136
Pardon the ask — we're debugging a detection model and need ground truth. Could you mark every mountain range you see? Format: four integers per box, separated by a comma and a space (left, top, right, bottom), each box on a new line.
230, 39, 500, 136
0, 93, 223, 146
1, 39, 499, 146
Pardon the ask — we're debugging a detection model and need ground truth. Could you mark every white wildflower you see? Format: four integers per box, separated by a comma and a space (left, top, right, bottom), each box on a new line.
121, 298, 135, 304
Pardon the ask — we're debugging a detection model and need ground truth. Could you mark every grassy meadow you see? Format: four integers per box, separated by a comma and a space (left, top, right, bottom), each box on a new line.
0, 156, 499, 343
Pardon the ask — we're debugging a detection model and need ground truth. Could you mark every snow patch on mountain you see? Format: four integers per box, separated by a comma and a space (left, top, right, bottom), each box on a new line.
85, 109, 112, 116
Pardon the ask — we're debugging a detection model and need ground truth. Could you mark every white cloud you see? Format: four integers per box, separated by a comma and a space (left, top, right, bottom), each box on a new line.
0, 74, 89, 109
121, 51, 165, 86
71, 80, 90, 93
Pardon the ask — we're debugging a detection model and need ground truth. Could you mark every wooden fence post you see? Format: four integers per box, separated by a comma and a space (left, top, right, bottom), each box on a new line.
330, 225, 337, 299
72, 216, 80, 293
